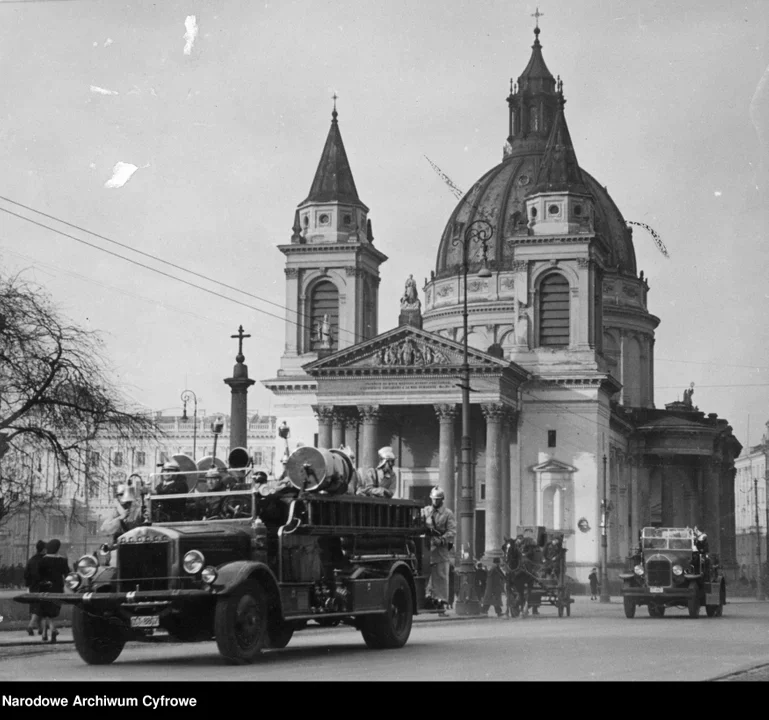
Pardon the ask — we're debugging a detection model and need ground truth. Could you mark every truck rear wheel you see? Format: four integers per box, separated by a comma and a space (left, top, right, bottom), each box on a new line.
266, 620, 295, 649
360, 573, 413, 650
706, 582, 725, 617
214, 579, 268, 664
623, 597, 636, 618
72, 606, 126, 665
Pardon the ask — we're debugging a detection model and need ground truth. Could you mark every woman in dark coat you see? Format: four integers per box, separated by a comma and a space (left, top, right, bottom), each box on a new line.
24, 540, 47, 636
37, 539, 70, 643
588, 567, 599, 600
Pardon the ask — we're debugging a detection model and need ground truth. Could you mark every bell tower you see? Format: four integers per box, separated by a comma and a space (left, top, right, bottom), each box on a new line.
262, 99, 386, 445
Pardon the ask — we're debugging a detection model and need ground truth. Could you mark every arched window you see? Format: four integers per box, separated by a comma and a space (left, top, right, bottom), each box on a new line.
309, 280, 339, 353
539, 273, 570, 347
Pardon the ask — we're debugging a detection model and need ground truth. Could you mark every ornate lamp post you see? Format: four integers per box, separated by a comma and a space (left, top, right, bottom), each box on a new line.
452, 218, 493, 616
600, 453, 611, 603
181, 390, 198, 460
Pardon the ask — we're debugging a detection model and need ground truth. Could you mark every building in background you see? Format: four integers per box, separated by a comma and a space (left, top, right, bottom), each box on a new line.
0, 411, 277, 568
734, 422, 768, 584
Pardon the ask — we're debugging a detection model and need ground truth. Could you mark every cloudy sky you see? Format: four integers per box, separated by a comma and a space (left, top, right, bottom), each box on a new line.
1, 0, 768, 448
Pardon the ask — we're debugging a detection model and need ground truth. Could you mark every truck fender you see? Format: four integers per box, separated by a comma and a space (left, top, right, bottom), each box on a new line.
683, 573, 703, 583
618, 573, 636, 581
387, 560, 417, 610
213, 561, 281, 608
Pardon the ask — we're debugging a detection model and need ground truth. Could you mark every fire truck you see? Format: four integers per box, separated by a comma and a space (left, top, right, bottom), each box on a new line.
15, 446, 437, 665
619, 526, 726, 619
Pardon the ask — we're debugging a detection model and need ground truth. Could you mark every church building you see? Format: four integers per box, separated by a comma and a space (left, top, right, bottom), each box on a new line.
263, 24, 742, 583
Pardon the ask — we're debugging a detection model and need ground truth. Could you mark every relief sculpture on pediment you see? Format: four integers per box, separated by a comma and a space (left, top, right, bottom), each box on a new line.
375, 339, 450, 367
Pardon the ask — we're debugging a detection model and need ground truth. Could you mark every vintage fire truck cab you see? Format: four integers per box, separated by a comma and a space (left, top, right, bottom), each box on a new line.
15, 450, 436, 665
619, 526, 726, 619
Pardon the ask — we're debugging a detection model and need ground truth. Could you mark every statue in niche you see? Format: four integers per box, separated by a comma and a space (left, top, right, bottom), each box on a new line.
312, 314, 332, 350
514, 297, 530, 346
400, 274, 421, 310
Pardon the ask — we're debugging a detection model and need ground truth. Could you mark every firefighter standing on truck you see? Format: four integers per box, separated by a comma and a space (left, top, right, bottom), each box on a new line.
422, 486, 456, 613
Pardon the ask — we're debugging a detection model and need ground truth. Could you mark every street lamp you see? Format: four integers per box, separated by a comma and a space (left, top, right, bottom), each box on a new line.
600, 453, 611, 603
181, 390, 198, 460
452, 218, 493, 616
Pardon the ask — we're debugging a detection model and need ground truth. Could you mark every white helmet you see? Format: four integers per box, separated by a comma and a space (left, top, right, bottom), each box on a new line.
378, 446, 396, 461
162, 460, 180, 472
339, 445, 356, 461
430, 486, 445, 500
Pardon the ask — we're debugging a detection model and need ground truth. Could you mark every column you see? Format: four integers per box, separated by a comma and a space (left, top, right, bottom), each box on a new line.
704, 460, 722, 556
501, 409, 515, 539
359, 405, 381, 470
434, 404, 458, 513
314, 406, 334, 449
482, 403, 505, 560
343, 415, 359, 459
224, 365, 255, 451
331, 412, 346, 449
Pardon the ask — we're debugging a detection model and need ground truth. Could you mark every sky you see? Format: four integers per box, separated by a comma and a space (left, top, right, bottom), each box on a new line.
1, 0, 768, 449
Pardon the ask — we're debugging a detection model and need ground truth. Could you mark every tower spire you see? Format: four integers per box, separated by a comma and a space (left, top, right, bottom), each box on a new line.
332, 92, 338, 123
531, 7, 544, 45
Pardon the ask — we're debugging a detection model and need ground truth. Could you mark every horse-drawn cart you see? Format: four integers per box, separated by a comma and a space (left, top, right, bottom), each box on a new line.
503, 530, 574, 618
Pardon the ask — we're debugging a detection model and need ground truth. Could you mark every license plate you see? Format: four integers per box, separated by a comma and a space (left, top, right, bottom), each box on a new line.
130, 615, 159, 628
649, 586, 664, 593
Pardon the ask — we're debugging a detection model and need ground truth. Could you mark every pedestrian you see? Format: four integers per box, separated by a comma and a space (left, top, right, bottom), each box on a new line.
482, 557, 506, 617
421, 486, 456, 613
24, 540, 47, 636
37, 539, 70, 643
588, 567, 599, 600
475, 560, 487, 600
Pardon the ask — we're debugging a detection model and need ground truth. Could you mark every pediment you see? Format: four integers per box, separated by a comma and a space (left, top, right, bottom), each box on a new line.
303, 325, 514, 373
531, 458, 578, 474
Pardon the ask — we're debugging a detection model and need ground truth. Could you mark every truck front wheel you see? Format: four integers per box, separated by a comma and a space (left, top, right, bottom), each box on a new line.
623, 597, 636, 618
72, 606, 126, 665
214, 579, 268, 664
360, 573, 413, 649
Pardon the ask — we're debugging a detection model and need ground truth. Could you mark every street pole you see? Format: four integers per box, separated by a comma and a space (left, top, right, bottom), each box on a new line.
754, 474, 765, 601
452, 219, 492, 617
181, 390, 198, 460
600, 453, 611, 603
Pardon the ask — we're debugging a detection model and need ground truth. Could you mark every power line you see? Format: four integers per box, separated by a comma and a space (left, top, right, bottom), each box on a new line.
0, 195, 367, 343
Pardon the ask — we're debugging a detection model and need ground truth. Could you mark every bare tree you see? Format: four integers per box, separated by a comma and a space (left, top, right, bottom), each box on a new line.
0, 271, 159, 528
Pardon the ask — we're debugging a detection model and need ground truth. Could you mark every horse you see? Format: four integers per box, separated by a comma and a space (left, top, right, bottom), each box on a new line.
502, 536, 538, 617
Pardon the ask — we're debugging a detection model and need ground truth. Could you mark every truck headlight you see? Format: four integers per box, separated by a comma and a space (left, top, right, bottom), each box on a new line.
634, 564, 644, 576
65, 573, 81, 591
76, 555, 99, 579
183, 550, 205, 575
201, 566, 218, 585
672, 564, 683, 576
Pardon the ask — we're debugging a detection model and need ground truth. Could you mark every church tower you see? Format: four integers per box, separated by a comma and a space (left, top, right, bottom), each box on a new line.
262, 101, 386, 454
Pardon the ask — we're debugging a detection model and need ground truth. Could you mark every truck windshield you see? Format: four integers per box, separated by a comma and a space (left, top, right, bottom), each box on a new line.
641, 528, 694, 551
148, 471, 255, 523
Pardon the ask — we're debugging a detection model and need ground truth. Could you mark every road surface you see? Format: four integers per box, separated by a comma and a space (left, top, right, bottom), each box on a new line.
1, 598, 768, 681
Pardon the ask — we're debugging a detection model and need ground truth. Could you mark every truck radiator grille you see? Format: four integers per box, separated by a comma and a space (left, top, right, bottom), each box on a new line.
646, 558, 671, 587
118, 543, 170, 592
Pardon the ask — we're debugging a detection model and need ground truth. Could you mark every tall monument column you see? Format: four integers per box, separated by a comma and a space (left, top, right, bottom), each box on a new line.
223, 325, 256, 451
482, 403, 505, 561
434, 404, 458, 512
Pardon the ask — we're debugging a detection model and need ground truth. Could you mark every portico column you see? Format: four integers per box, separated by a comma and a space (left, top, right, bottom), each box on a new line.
314, 405, 334, 449
502, 408, 517, 539
482, 403, 505, 561
433, 404, 458, 513
707, 461, 722, 556
359, 405, 382, 470
344, 415, 359, 458
331, 412, 346, 449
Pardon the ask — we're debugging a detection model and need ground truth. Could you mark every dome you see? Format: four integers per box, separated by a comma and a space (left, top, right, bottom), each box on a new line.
434, 153, 637, 279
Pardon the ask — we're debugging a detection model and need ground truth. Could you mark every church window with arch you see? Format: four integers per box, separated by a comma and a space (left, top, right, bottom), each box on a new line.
538, 273, 570, 347
309, 280, 339, 353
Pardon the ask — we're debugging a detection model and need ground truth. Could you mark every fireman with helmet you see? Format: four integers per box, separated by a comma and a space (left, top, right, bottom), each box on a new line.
357, 446, 397, 498
153, 460, 189, 522
422, 486, 456, 611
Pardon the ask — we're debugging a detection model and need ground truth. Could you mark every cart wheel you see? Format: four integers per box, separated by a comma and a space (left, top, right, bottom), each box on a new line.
566, 598, 571, 617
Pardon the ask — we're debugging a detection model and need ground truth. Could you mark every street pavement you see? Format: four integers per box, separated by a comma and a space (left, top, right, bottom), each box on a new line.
1, 596, 768, 681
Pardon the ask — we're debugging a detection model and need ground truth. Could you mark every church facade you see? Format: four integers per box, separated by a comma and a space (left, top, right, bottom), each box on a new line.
263, 25, 742, 583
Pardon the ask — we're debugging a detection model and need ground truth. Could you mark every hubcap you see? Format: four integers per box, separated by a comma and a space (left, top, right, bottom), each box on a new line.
391, 588, 407, 634
235, 595, 260, 649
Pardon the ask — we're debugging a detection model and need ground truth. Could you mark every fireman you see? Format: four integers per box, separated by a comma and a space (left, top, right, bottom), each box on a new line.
422, 486, 456, 612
